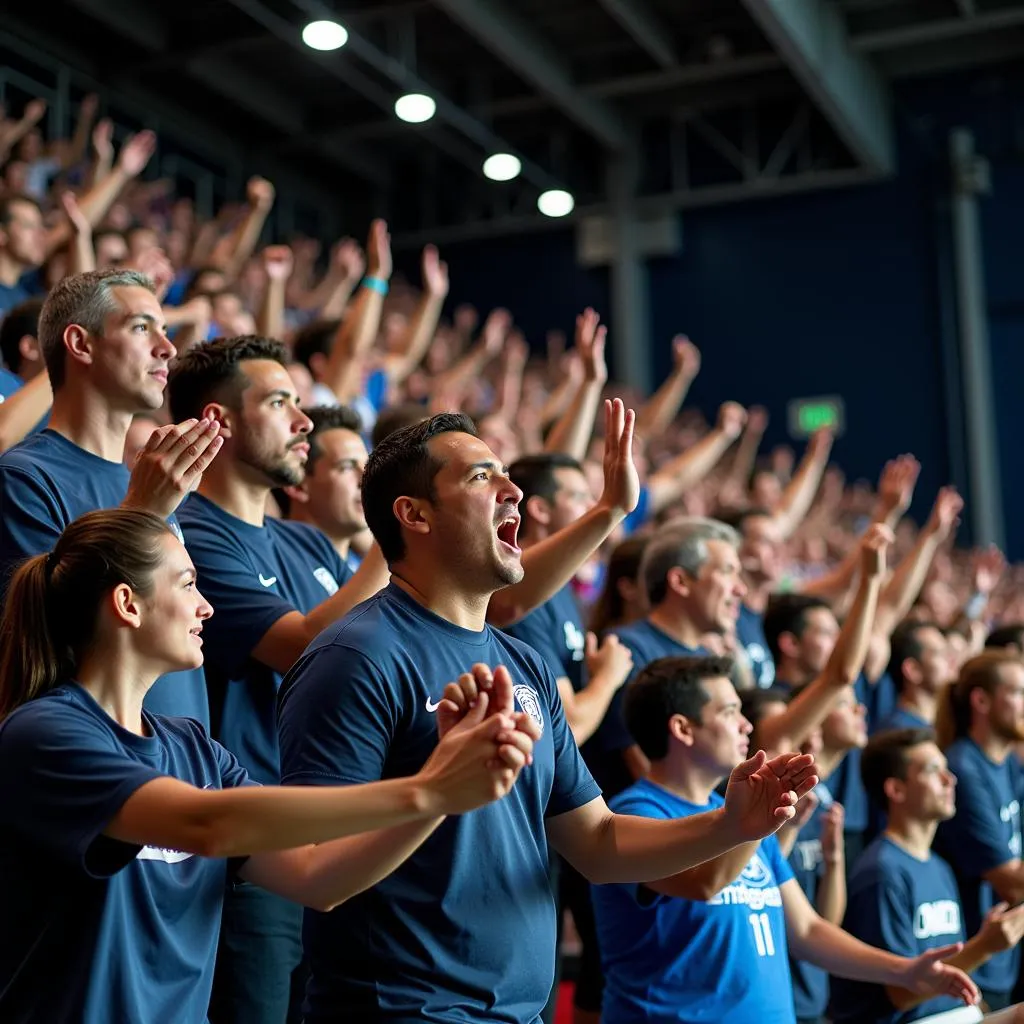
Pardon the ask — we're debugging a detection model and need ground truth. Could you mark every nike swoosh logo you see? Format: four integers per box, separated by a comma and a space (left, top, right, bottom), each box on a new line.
425, 698, 442, 713
259, 574, 277, 588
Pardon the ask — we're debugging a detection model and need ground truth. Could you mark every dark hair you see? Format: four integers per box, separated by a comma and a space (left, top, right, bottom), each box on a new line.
986, 624, 1024, 652
169, 334, 287, 421
306, 404, 364, 471
740, 686, 792, 734
0, 193, 42, 227
292, 320, 340, 371
361, 412, 478, 564
508, 453, 583, 528
39, 269, 154, 391
371, 403, 430, 448
0, 509, 173, 720
624, 655, 735, 760
184, 266, 229, 300
861, 727, 937, 810
889, 620, 942, 695
937, 649, 1023, 748
762, 593, 832, 665
589, 535, 648, 636
0, 297, 43, 374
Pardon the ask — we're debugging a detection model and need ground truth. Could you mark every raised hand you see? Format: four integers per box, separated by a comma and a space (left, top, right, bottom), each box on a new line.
597, 398, 640, 518
807, 428, 834, 461
504, 331, 529, 374
61, 191, 91, 237
878, 455, 920, 519
979, 900, 1024, 954
746, 406, 769, 435
575, 308, 608, 385
246, 176, 276, 212
585, 632, 633, 690
422, 244, 449, 298
482, 308, 512, 357
859, 523, 894, 580
926, 486, 964, 542
132, 247, 174, 301
785, 788, 819, 835
330, 238, 364, 281
123, 417, 223, 518
454, 304, 478, 336
23, 98, 47, 125
717, 401, 747, 442
262, 244, 294, 282
973, 544, 1006, 596
117, 130, 157, 178
722, 751, 818, 843
897, 946, 977, 1006
366, 218, 392, 280
419, 694, 532, 815
672, 335, 701, 380
92, 118, 114, 162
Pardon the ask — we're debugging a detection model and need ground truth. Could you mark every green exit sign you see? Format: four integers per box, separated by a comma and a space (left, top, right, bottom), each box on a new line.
787, 396, 845, 439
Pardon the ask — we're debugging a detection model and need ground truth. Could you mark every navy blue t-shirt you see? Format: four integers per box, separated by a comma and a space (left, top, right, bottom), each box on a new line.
824, 673, 870, 834
588, 619, 703, 793
592, 780, 796, 1024
738, 603, 775, 689
0, 430, 208, 724
177, 493, 351, 785
0, 683, 251, 1024
865, 671, 898, 733
876, 706, 929, 733
277, 582, 600, 1023
787, 785, 834, 1020
935, 737, 1024, 994
832, 836, 965, 1023
503, 583, 587, 693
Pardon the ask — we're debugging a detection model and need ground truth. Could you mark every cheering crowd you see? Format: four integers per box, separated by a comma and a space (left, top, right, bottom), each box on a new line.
1, 94, 1024, 1024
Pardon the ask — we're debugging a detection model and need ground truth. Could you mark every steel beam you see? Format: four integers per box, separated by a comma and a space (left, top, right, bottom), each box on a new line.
430, 0, 630, 150
596, 0, 677, 69
740, 0, 894, 174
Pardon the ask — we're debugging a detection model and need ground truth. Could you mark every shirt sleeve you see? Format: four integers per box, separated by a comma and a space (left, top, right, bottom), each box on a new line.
941, 757, 1017, 875
541, 659, 602, 817
183, 524, 298, 676
0, 707, 164, 877
0, 466, 64, 587
278, 644, 399, 787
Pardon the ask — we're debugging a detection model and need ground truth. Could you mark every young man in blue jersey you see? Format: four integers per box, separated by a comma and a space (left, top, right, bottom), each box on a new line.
167, 335, 393, 1024
0, 268, 221, 723
590, 655, 979, 1024
284, 403, 372, 570
502, 451, 634, 1024
277, 403, 821, 1024
834, 727, 1024, 1024
935, 651, 1024, 1011
878, 621, 953, 732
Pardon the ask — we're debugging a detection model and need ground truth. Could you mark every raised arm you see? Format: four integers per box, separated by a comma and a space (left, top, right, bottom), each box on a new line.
381, 245, 449, 386
0, 98, 46, 162
488, 399, 638, 627
758, 525, 892, 754
634, 336, 700, 441
646, 402, 746, 516
60, 192, 96, 276
773, 429, 834, 540
257, 245, 293, 340
720, 405, 768, 507
544, 308, 607, 461
209, 177, 276, 282
0, 372, 53, 453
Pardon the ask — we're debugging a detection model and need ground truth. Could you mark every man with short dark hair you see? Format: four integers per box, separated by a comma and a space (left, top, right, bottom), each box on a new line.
591, 656, 978, 1024
834, 727, 1024, 1023
0, 297, 49, 449
277, 402, 820, 1024
285, 404, 371, 568
0, 268, 219, 721
0, 195, 45, 316
880, 621, 953, 731
169, 334, 392, 1024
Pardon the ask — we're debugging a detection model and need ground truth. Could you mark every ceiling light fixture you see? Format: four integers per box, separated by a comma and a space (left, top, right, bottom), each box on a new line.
394, 93, 436, 124
482, 153, 522, 182
301, 20, 348, 51
537, 189, 575, 218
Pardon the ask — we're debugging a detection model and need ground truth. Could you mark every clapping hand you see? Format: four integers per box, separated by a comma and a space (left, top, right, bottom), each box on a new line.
722, 751, 819, 843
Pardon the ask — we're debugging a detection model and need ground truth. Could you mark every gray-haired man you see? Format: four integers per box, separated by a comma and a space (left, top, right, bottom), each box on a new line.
0, 268, 221, 721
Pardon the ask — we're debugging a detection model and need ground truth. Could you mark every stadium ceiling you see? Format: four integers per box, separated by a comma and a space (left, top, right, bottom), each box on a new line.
3, 0, 1024, 241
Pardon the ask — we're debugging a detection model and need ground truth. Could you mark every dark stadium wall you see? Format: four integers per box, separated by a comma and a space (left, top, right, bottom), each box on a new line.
435, 62, 1024, 556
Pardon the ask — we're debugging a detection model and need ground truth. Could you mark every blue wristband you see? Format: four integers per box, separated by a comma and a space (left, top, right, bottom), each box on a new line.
362, 276, 389, 296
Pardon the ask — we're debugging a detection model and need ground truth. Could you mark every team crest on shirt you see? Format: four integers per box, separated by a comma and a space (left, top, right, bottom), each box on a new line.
513, 684, 545, 735
313, 566, 339, 595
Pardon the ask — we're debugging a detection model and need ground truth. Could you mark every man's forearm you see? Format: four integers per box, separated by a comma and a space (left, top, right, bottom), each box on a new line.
791, 916, 904, 983
487, 505, 622, 626
816, 861, 845, 925
647, 429, 733, 515
565, 673, 620, 744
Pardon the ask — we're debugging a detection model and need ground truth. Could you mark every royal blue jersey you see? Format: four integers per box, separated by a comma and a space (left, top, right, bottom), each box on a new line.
277, 582, 601, 1022
0, 429, 208, 724
176, 493, 351, 784
832, 836, 965, 1023
592, 779, 796, 1024
0, 683, 251, 1023
935, 737, 1024, 994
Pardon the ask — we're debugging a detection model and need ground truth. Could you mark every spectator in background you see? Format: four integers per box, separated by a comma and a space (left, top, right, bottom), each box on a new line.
0, 195, 46, 315
834, 727, 1024, 1024
0, 269, 219, 723
935, 651, 1024, 1011
878, 621, 954, 731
